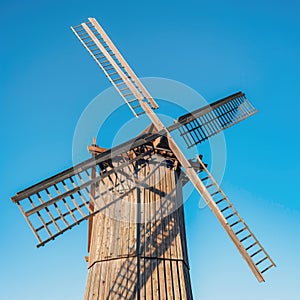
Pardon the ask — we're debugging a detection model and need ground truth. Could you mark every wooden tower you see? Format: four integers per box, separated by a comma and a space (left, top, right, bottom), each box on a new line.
85, 139, 193, 299
11, 17, 276, 300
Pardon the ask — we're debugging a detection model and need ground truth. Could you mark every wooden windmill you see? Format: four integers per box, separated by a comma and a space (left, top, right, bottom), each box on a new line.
11, 18, 276, 299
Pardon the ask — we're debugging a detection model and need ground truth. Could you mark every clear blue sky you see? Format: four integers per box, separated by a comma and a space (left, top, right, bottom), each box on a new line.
1, 0, 300, 299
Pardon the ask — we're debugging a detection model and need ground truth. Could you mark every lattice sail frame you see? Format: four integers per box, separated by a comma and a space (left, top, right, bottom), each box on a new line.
12, 140, 156, 247
176, 91, 257, 148
71, 18, 158, 117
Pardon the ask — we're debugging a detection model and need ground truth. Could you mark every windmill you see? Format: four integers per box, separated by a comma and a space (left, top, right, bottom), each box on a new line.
11, 17, 276, 299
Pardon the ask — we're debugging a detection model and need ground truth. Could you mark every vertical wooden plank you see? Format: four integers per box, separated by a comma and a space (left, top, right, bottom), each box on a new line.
93, 263, 101, 300
83, 267, 92, 300
152, 164, 160, 299
164, 167, 175, 299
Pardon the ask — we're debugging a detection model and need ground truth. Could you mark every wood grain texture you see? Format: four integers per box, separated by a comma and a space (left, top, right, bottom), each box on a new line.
85, 150, 193, 299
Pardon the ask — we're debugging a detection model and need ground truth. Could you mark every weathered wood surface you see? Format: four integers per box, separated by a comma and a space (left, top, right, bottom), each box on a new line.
85, 151, 193, 299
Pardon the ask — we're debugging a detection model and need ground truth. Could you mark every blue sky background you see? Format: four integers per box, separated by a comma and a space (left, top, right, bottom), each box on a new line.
1, 0, 300, 299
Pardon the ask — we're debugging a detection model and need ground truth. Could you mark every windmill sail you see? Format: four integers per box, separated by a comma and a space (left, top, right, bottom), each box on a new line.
174, 92, 257, 148
11, 138, 157, 247
194, 157, 276, 281
71, 18, 158, 117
